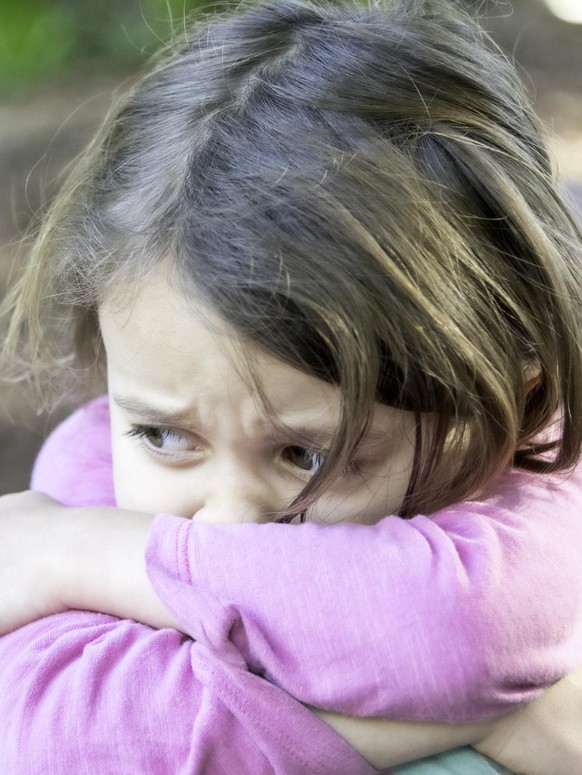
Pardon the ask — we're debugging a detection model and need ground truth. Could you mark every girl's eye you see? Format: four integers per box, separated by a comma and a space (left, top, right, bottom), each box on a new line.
282, 445, 326, 473
126, 425, 194, 454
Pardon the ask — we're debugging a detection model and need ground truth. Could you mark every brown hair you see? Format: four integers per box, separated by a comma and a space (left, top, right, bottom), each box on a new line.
2, 0, 582, 516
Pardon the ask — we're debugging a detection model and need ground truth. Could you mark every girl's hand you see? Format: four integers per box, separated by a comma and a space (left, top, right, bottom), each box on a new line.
475, 667, 582, 775
0, 491, 70, 634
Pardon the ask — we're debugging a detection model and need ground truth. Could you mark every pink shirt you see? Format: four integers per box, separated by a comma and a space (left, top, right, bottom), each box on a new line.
1, 396, 582, 773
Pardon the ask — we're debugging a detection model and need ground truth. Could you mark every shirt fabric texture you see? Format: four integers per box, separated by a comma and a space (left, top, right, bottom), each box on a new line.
2, 396, 580, 773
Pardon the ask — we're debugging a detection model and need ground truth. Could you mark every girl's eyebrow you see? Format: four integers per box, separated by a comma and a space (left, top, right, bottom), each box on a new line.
112, 393, 202, 429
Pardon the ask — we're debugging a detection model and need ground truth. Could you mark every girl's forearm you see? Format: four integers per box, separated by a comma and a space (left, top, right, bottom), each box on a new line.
316, 696, 582, 775
312, 710, 496, 769
56, 505, 180, 630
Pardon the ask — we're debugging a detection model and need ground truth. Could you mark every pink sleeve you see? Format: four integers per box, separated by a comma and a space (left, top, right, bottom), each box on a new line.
146, 471, 582, 722
32, 398, 582, 723
0, 612, 374, 775
31, 396, 116, 507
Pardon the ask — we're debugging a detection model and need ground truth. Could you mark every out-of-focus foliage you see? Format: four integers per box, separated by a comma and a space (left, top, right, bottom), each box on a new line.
0, 0, 208, 95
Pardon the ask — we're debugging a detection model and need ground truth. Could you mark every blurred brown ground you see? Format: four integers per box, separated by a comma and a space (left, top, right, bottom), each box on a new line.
1, 0, 582, 494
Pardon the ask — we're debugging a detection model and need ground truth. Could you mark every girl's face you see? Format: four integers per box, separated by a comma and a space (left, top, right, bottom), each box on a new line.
99, 272, 418, 524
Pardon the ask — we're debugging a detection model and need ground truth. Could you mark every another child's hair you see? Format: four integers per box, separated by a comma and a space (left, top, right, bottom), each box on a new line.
2, 0, 582, 515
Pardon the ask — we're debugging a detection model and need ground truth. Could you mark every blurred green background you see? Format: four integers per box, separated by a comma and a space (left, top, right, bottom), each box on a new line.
0, 0, 212, 490
0, 0, 208, 96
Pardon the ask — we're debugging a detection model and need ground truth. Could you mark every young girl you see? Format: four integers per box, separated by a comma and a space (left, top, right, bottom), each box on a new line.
1, 0, 582, 772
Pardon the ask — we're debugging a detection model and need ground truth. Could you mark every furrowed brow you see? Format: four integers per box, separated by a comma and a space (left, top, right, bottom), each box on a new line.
112, 393, 199, 427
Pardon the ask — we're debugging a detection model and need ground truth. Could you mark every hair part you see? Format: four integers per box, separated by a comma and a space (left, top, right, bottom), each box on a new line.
2, 0, 582, 515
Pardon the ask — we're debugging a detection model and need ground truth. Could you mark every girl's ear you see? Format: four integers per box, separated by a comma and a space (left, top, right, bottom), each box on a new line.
523, 362, 541, 393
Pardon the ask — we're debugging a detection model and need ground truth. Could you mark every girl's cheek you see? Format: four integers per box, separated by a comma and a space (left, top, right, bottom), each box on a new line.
110, 437, 173, 514
114, 462, 196, 517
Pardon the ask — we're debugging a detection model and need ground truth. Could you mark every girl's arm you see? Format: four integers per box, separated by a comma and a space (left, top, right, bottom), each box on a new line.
140, 492, 582, 722
2, 506, 581, 775
0, 608, 376, 775
28, 397, 582, 723
0, 495, 505, 773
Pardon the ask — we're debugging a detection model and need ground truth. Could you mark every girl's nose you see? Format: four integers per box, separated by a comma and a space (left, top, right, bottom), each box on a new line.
194, 495, 272, 524
191, 463, 281, 525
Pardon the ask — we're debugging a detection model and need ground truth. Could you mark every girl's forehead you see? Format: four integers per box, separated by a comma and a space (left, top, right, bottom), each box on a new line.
99, 269, 343, 422
99, 266, 412, 445
100, 283, 411, 463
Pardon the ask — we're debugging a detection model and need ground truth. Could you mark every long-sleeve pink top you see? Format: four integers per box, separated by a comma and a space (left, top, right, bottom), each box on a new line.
1, 395, 582, 773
